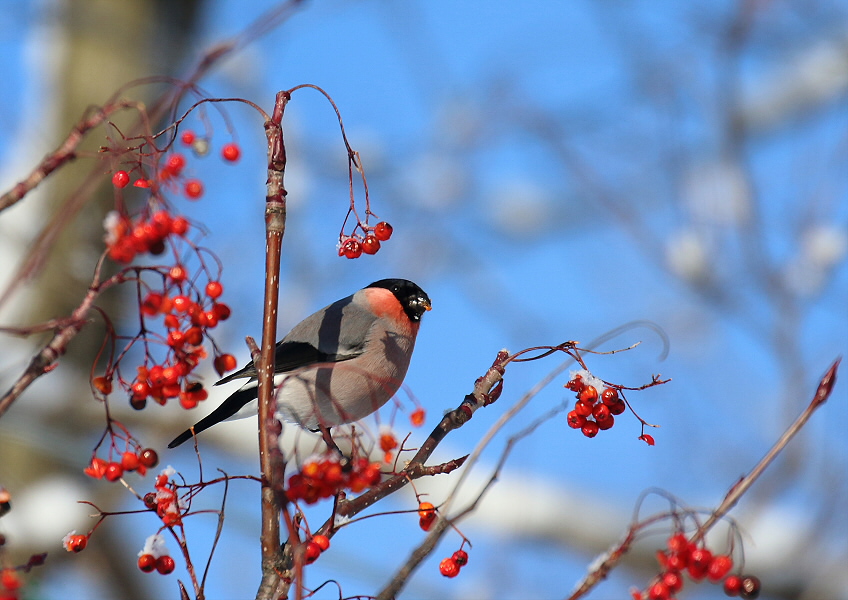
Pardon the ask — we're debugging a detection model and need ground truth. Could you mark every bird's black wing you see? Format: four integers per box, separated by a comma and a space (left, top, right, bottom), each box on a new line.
168, 341, 361, 448
214, 340, 360, 385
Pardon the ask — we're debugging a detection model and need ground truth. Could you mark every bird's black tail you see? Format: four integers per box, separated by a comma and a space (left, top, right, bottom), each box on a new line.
167, 386, 257, 448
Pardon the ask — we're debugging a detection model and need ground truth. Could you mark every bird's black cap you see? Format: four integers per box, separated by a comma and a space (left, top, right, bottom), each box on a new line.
367, 279, 431, 322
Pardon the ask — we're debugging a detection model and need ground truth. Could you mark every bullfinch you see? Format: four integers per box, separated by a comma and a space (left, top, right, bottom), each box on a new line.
168, 278, 431, 448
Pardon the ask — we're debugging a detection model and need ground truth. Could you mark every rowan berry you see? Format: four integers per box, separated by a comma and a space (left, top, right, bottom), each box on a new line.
112, 170, 130, 188
452, 550, 468, 566
340, 237, 362, 259
578, 385, 598, 405
567, 410, 586, 429
104, 462, 123, 482
205, 281, 223, 298
374, 221, 393, 241
661, 570, 683, 594
439, 557, 460, 578
362, 235, 381, 254
601, 387, 619, 404
156, 555, 175, 575
184, 179, 203, 199
708, 554, 733, 582
304, 541, 322, 564
221, 143, 241, 162
139, 448, 159, 468
138, 554, 156, 572
581, 420, 599, 438
647, 581, 670, 600
121, 451, 140, 472
739, 575, 761, 599
164, 153, 186, 177
312, 534, 330, 552
723, 574, 743, 596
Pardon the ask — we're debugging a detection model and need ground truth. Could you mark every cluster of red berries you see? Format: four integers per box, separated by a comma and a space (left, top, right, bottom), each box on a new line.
417, 502, 438, 531
142, 468, 183, 527
136, 533, 176, 575
128, 282, 235, 410
338, 221, 393, 259
103, 209, 189, 263
137, 553, 175, 575
303, 534, 331, 565
84, 447, 159, 481
565, 371, 626, 438
286, 455, 382, 504
439, 549, 469, 578
635, 532, 761, 599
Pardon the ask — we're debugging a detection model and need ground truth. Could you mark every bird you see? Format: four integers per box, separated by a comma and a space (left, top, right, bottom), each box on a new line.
168, 278, 431, 448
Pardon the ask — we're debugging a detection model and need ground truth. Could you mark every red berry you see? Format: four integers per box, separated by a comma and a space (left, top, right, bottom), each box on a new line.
723, 574, 742, 596
184, 327, 203, 346
167, 330, 185, 348
601, 387, 619, 404
410, 407, 426, 427
578, 385, 598, 405
155, 555, 175, 575
213, 302, 232, 321
647, 581, 670, 600
739, 575, 761, 599
666, 532, 689, 555
138, 554, 156, 573
205, 281, 223, 298
170, 216, 189, 235
104, 462, 123, 482
592, 403, 611, 422
184, 179, 203, 199
439, 557, 460, 578
581, 420, 599, 438
419, 513, 436, 531
565, 375, 585, 393
608, 398, 626, 415
92, 376, 112, 394
639, 433, 656, 446
304, 541, 321, 564
340, 237, 362, 259
68, 534, 88, 553
661, 570, 683, 594
164, 153, 186, 177
360, 235, 380, 255
418, 502, 435, 519
139, 448, 159, 468
180, 130, 196, 146
596, 414, 615, 430
574, 400, 593, 417
112, 170, 130, 188
121, 451, 140, 472
221, 143, 241, 162
567, 410, 586, 429
312, 534, 330, 552
374, 221, 393, 241
169, 265, 188, 283
452, 550, 468, 566
708, 554, 733, 582
687, 548, 713, 580
133, 178, 151, 188
214, 354, 237, 376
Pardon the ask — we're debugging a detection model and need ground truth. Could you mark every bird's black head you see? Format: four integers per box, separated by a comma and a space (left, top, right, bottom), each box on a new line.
367, 279, 431, 322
